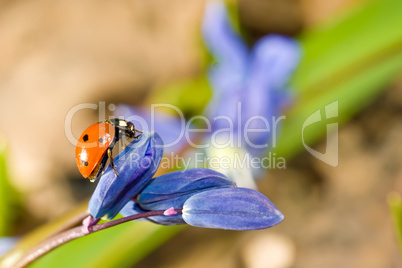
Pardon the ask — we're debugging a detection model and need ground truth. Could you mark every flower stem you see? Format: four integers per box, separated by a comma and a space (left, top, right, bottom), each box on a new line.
13, 209, 183, 268
89, 209, 182, 232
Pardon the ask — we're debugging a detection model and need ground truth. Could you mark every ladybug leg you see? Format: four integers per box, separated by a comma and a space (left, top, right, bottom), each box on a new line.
107, 148, 120, 177
134, 130, 143, 139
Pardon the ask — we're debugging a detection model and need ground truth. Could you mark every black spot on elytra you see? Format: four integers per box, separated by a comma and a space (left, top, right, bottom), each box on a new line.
99, 138, 104, 143
82, 160, 89, 166
83, 134, 89, 142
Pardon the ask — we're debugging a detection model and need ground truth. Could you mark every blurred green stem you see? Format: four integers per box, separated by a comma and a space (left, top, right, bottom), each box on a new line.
12, 209, 182, 268
388, 192, 402, 251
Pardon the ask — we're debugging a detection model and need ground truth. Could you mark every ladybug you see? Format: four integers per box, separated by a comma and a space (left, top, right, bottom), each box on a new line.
75, 119, 142, 182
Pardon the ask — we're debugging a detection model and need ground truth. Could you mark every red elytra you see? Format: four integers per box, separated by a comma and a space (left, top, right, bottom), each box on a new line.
75, 119, 141, 182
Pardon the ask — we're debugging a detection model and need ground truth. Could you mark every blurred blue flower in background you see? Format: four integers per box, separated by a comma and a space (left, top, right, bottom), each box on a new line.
199, 0, 301, 188
203, 1, 301, 155
112, 0, 300, 189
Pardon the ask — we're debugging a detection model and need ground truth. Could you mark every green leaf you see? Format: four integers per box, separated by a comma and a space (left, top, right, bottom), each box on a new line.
273, 0, 402, 159
274, 50, 402, 159
148, 76, 212, 118
292, 0, 402, 93
0, 138, 20, 236
0, 203, 183, 268
29, 221, 183, 268
0, 204, 89, 267
388, 192, 402, 251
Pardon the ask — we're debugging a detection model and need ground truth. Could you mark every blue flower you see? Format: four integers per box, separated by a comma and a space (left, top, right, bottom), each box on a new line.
137, 168, 236, 210
121, 168, 236, 225
202, 1, 301, 157
95, 2, 301, 213
121, 184, 284, 230
89, 132, 163, 219
89, 132, 284, 230
192, 1, 301, 188
182, 187, 284, 230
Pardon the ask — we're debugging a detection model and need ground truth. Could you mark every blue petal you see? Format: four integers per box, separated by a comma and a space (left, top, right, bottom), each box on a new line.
243, 35, 301, 156
247, 35, 301, 91
119, 200, 140, 218
207, 89, 243, 134
89, 132, 164, 219
202, 1, 248, 93
114, 105, 187, 154
138, 168, 236, 210
182, 188, 284, 230
120, 201, 185, 226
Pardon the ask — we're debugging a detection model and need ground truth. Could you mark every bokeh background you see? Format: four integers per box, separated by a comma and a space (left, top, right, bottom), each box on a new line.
0, 0, 401, 267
